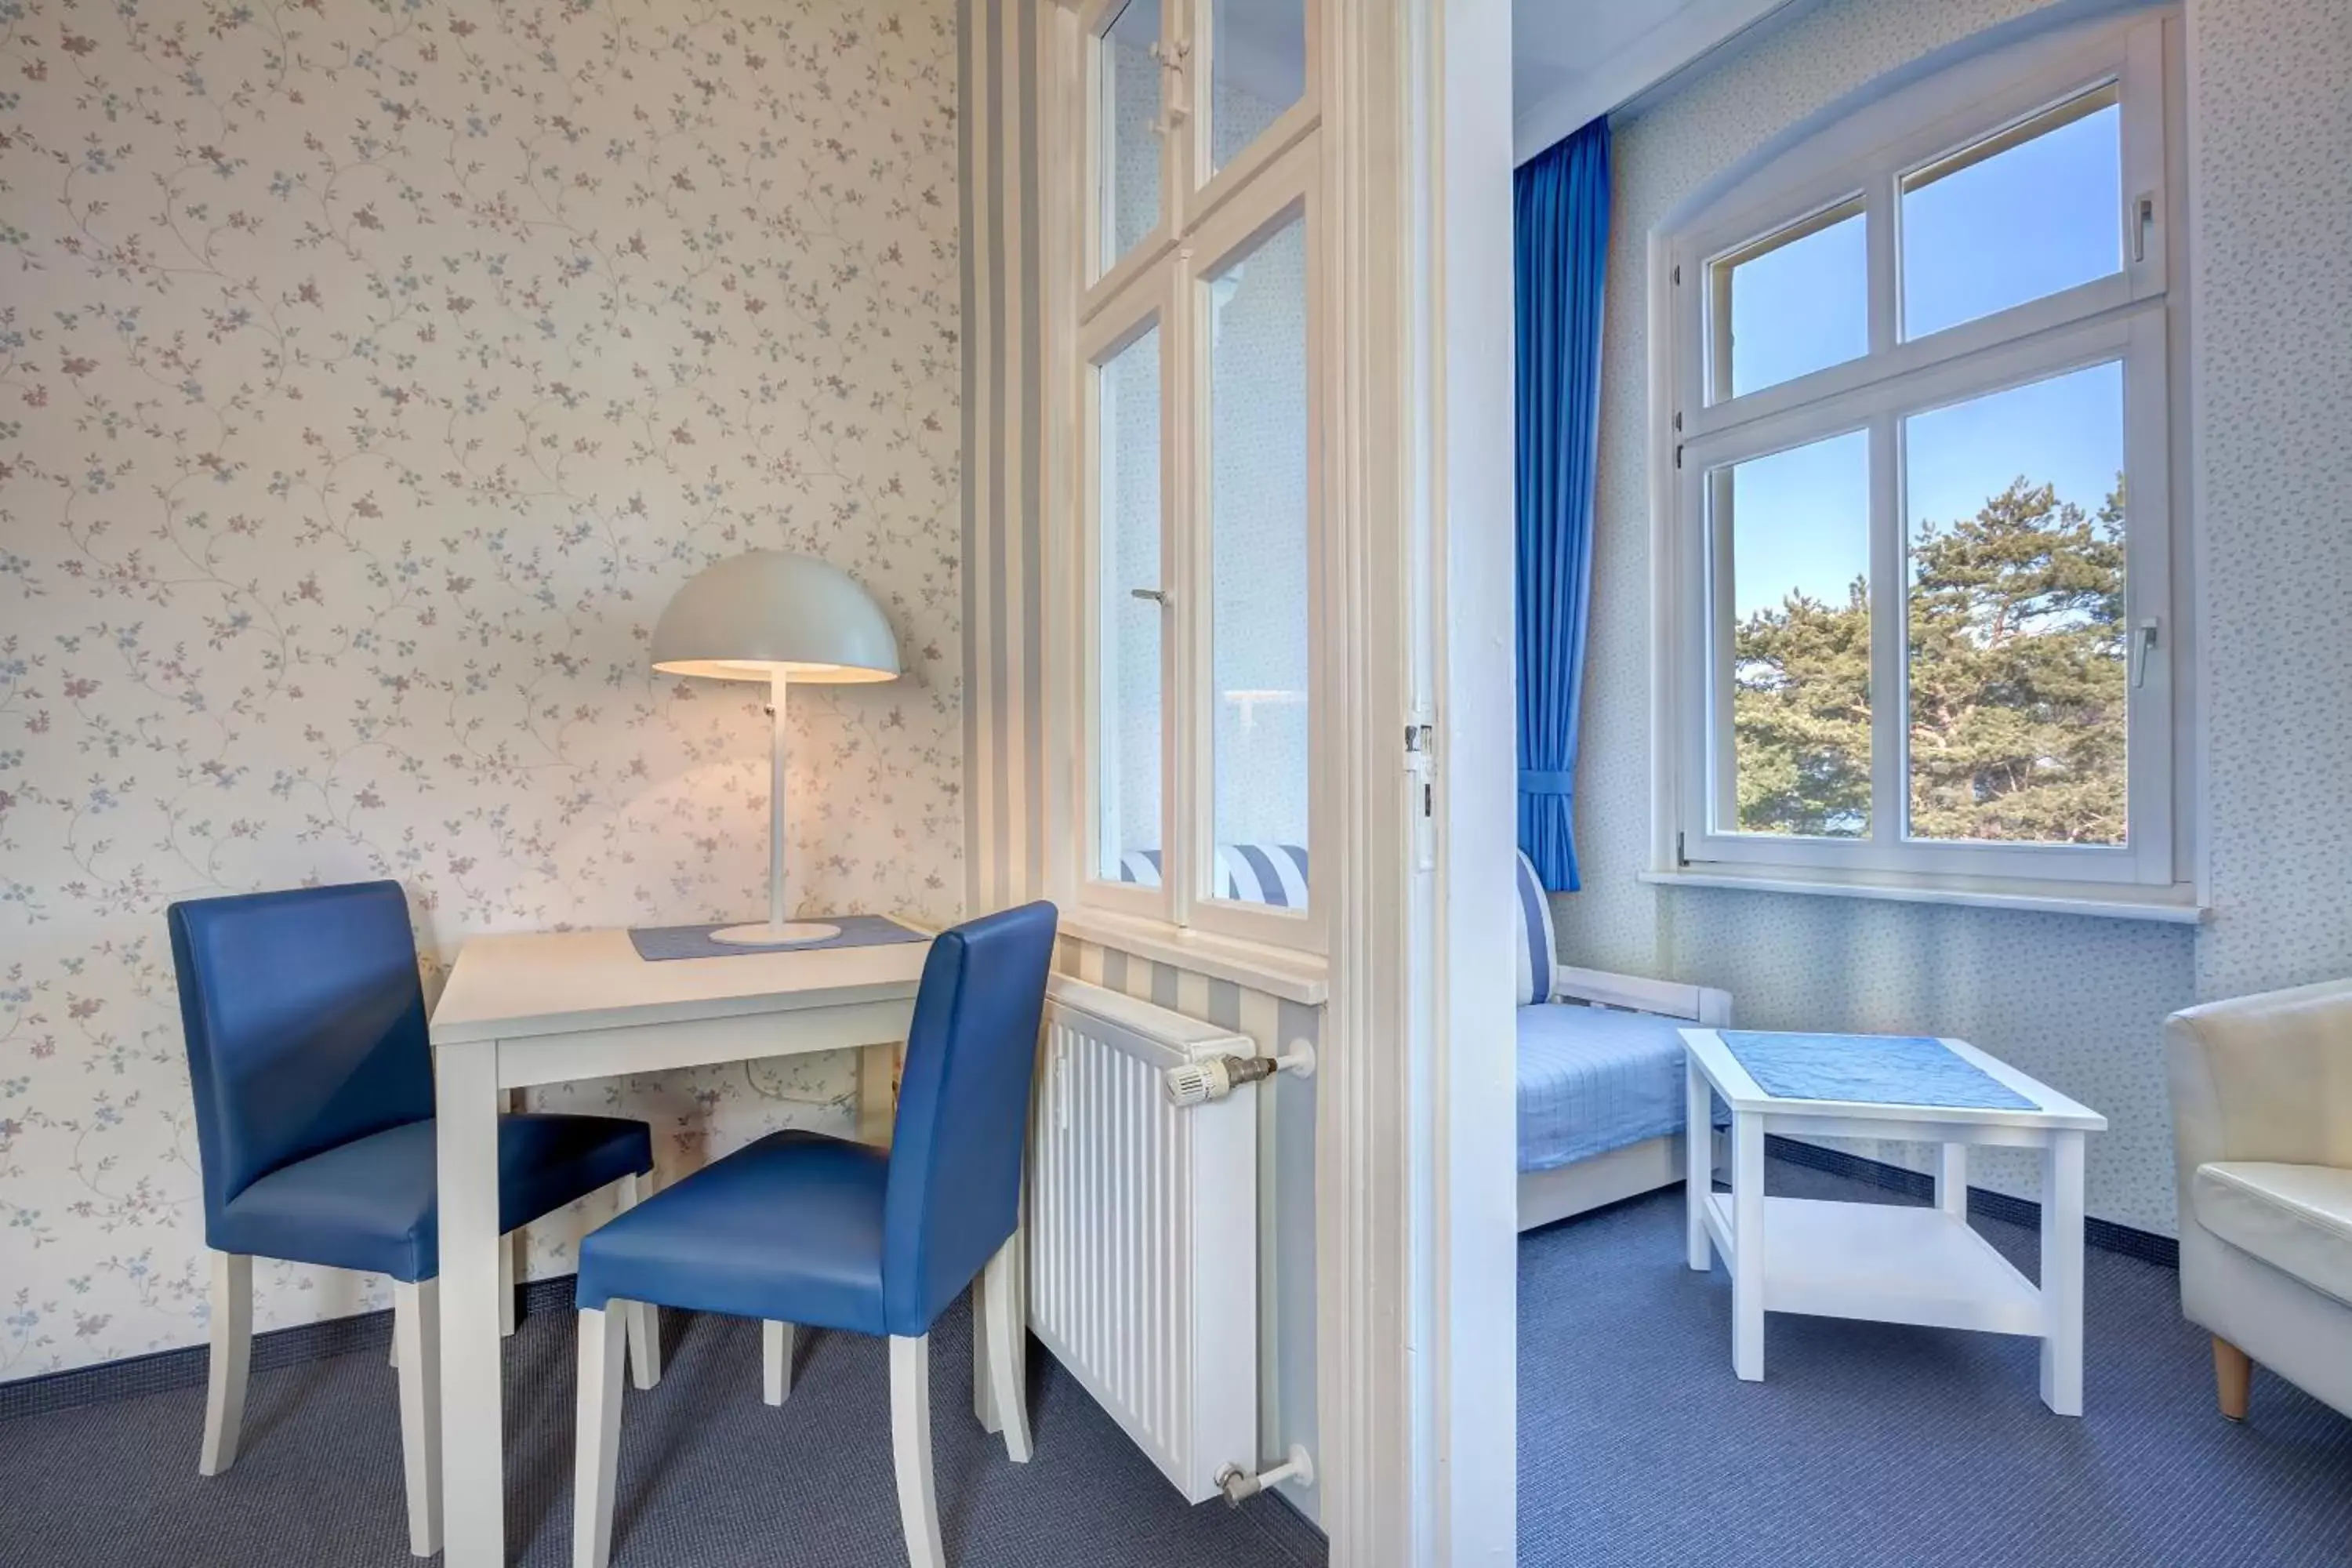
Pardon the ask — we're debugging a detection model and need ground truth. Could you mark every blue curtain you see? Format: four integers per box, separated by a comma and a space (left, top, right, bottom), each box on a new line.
1515, 119, 1610, 893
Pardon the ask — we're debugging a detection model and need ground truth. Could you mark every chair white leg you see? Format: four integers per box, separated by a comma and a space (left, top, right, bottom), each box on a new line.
574, 1305, 629, 1568
615, 1171, 662, 1389
763, 1319, 795, 1406
982, 1235, 1031, 1462
971, 1283, 999, 1434
199, 1251, 252, 1476
392, 1279, 443, 1559
500, 1229, 518, 1338
889, 1335, 946, 1568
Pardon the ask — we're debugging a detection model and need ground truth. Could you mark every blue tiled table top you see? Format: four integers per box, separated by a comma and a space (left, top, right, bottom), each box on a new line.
1715, 1030, 2038, 1112
627, 914, 927, 962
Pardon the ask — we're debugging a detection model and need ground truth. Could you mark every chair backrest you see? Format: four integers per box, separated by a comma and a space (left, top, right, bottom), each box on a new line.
167, 881, 435, 1226
880, 901, 1059, 1337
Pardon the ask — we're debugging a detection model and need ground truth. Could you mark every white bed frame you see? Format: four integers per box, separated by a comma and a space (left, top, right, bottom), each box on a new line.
1517, 964, 1734, 1233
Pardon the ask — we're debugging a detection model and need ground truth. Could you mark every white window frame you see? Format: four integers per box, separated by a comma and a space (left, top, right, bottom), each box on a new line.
1652, 11, 2196, 911
1049, 0, 1330, 955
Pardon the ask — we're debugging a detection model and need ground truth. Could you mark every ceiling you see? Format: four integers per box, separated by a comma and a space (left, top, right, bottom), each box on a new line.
1513, 0, 1806, 163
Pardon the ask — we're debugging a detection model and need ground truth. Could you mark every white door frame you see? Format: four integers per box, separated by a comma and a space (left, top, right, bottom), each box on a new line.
1315, 2, 1517, 1564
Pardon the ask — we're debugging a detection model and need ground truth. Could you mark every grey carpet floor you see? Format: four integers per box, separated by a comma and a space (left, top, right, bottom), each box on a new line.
1519, 1159, 2352, 1568
0, 1291, 1312, 1567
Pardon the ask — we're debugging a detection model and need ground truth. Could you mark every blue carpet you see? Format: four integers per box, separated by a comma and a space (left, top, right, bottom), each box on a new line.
0, 1291, 1318, 1566
1519, 1160, 2352, 1567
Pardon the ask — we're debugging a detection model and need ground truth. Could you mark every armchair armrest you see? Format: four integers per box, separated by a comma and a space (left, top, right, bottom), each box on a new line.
2166, 978, 2352, 1177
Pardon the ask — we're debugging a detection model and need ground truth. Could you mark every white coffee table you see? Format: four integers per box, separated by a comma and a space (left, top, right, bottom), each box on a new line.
1678, 1027, 2107, 1414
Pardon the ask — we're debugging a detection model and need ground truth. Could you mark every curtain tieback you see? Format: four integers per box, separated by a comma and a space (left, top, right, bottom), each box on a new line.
1519, 770, 1575, 796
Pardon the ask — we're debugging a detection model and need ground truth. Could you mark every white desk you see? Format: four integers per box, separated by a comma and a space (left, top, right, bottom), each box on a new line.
1678, 1027, 2107, 1415
428, 927, 929, 1568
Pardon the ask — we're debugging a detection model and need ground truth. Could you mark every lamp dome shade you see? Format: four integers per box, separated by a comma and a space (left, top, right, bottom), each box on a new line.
650, 550, 901, 683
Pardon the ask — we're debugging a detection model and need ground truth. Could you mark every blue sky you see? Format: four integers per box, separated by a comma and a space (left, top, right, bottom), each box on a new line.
1726, 100, 2125, 617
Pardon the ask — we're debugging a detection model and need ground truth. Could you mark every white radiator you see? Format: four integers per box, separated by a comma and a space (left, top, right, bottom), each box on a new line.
1027, 977, 1260, 1504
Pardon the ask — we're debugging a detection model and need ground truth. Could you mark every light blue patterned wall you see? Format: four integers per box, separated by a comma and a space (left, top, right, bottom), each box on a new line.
1554, 0, 2208, 1235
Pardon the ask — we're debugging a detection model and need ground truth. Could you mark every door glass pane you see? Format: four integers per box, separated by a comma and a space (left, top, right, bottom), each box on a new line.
1207, 212, 1310, 907
1098, 0, 1164, 274
1903, 87, 2122, 339
1904, 361, 2128, 844
1208, 0, 1305, 176
1717, 430, 1872, 838
1712, 201, 1867, 401
1097, 325, 1164, 880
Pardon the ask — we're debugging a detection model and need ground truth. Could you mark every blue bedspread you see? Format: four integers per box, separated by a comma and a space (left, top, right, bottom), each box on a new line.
1516, 1004, 1695, 1174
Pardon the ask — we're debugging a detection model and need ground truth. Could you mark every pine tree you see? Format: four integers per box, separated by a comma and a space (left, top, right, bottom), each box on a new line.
1731, 475, 2128, 844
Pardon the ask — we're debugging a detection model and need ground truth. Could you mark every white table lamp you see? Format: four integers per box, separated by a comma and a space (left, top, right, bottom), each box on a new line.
651, 550, 900, 946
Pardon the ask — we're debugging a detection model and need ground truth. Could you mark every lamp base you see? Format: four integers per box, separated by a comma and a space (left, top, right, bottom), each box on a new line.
707, 920, 843, 948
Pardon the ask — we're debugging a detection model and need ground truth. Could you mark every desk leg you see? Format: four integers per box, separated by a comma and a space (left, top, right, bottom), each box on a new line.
858, 1043, 898, 1147
437, 1042, 507, 1566
1730, 1110, 1765, 1382
2039, 1131, 2087, 1417
1684, 1059, 1711, 1272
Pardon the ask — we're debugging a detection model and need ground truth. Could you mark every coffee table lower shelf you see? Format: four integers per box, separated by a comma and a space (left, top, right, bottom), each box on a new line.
1700, 1192, 2045, 1337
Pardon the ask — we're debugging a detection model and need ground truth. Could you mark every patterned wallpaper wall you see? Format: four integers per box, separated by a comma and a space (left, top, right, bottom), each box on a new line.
0, 0, 961, 1380
1555, 0, 2204, 1235
2184, 0, 2352, 1003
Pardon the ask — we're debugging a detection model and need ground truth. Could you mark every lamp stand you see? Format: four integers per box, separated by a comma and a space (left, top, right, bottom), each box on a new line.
710, 670, 842, 948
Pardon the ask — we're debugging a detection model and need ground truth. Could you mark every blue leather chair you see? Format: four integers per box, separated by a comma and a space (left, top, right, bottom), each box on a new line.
169, 880, 657, 1559
569, 901, 1059, 1568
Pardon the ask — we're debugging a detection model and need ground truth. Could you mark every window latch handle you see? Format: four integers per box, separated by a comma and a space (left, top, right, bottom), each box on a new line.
2132, 617, 2160, 689
1131, 586, 1168, 606
2131, 191, 2158, 264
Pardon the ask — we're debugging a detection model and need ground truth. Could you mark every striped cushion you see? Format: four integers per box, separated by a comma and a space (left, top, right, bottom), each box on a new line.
1113, 844, 1311, 909
1514, 849, 1557, 1007
1221, 844, 1309, 909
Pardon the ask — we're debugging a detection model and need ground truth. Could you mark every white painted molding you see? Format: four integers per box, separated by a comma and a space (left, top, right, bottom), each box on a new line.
1637, 866, 2211, 923
1512, 0, 1800, 165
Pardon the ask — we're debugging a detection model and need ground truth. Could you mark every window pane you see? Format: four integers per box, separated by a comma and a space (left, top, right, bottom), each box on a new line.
1719, 430, 1872, 837
1099, 0, 1163, 272
1098, 326, 1164, 880
1209, 0, 1305, 176
1207, 212, 1310, 907
1902, 89, 2122, 339
1904, 362, 2128, 844
1714, 204, 1867, 400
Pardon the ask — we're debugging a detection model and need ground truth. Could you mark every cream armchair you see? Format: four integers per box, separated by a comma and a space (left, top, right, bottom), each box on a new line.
2166, 978, 2352, 1422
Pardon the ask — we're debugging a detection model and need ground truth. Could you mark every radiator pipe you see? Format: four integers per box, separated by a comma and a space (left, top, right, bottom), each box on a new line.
1163, 1043, 1317, 1109
1217, 1445, 1316, 1508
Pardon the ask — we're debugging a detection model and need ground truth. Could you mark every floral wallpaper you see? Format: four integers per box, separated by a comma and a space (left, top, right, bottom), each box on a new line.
0, 0, 960, 1379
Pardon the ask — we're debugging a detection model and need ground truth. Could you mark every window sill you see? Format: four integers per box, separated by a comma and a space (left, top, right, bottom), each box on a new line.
1637, 866, 2209, 924
1057, 909, 1330, 1005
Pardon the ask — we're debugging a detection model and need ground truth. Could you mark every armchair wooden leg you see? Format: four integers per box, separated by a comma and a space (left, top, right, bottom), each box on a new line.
200, 1251, 252, 1476
2212, 1336, 2252, 1421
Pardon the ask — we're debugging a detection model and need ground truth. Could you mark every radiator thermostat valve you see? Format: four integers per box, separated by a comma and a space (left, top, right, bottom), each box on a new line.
1163, 1044, 1316, 1108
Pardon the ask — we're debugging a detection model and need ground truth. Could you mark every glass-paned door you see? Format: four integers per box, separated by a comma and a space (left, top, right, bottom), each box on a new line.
1204, 209, 1311, 909
1096, 0, 1167, 280
1094, 321, 1167, 884
1203, 0, 1306, 179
